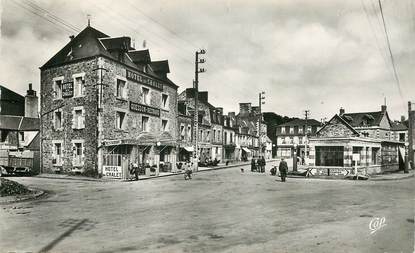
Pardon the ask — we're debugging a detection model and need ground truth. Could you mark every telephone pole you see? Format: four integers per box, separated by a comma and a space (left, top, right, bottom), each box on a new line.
258, 91, 265, 156
304, 110, 310, 161
193, 49, 206, 172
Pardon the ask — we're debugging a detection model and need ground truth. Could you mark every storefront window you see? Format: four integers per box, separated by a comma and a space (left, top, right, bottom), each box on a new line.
315, 146, 344, 166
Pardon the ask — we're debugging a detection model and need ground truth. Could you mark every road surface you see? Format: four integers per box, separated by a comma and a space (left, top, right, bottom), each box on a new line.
1, 162, 413, 253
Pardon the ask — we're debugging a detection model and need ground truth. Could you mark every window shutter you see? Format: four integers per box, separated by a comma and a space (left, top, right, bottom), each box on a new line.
81, 78, 86, 96
52, 112, 55, 130
81, 108, 85, 129
124, 82, 129, 99
82, 144, 85, 164
72, 109, 76, 129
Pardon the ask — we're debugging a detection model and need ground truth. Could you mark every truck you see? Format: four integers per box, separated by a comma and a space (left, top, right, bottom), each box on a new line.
0, 149, 35, 176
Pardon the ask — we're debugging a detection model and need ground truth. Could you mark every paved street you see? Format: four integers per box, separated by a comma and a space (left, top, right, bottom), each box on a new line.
1, 162, 414, 253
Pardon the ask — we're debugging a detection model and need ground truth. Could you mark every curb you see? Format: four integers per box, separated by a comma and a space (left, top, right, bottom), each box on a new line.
0, 188, 46, 205
369, 173, 414, 181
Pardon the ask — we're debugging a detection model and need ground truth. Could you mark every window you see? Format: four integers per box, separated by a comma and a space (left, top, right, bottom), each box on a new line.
213, 130, 216, 141
161, 94, 169, 110
73, 74, 85, 97
315, 146, 344, 166
399, 133, 405, 142
19, 132, 25, 142
161, 119, 168, 131
281, 127, 286, 134
230, 133, 233, 143
206, 130, 210, 142
116, 111, 126, 130
54, 79, 63, 99
298, 127, 304, 134
187, 125, 192, 140
142, 87, 150, 105
54, 110, 62, 130
116, 79, 127, 99
73, 141, 84, 166
217, 130, 221, 142
142, 116, 149, 131
180, 125, 185, 140
53, 142, 63, 166
224, 132, 228, 144
307, 126, 312, 134
289, 127, 294, 134
72, 107, 85, 129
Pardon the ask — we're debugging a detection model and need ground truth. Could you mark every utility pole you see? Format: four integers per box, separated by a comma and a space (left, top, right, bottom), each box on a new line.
304, 110, 310, 162
193, 49, 206, 172
258, 91, 265, 157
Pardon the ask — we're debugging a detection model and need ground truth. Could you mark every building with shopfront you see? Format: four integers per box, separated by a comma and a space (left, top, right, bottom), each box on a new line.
222, 112, 238, 162
40, 26, 179, 178
308, 105, 405, 176
275, 118, 321, 158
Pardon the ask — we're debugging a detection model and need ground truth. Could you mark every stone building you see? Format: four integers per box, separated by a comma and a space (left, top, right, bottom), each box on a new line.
409, 102, 414, 167
308, 105, 404, 176
222, 112, 238, 162
40, 26, 179, 177
178, 88, 214, 162
275, 118, 322, 158
210, 107, 223, 161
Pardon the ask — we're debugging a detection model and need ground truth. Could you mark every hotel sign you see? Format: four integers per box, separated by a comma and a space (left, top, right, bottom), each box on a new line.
102, 166, 122, 178
62, 81, 74, 98
126, 69, 163, 90
130, 101, 160, 117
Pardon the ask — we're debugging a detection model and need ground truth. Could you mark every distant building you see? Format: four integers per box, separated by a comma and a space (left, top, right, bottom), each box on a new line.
0, 85, 25, 116
275, 118, 322, 158
409, 102, 414, 168
40, 26, 179, 177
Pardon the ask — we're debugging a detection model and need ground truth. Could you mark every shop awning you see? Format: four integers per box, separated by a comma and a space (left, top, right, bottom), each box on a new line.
182, 146, 194, 152
242, 147, 252, 153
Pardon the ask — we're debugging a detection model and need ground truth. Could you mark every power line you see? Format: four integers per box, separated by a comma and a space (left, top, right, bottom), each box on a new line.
377, 0, 404, 103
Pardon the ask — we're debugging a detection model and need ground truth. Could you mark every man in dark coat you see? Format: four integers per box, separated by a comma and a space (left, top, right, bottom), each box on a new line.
278, 158, 288, 182
261, 156, 266, 173
251, 158, 256, 172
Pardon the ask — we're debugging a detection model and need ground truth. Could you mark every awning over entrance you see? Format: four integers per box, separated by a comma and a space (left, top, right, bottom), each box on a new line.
103, 132, 177, 147
242, 147, 252, 153
182, 146, 194, 152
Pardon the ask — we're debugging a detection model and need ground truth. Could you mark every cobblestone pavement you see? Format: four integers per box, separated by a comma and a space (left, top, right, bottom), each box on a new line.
1, 161, 413, 253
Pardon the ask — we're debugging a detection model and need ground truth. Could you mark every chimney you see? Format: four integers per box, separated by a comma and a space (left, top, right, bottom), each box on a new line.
69, 35, 75, 40
228, 112, 236, 118
401, 115, 406, 122
25, 83, 38, 118
339, 107, 345, 116
381, 105, 387, 113
198, 91, 208, 103
216, 107, 223, 115
239, 103, 252, 116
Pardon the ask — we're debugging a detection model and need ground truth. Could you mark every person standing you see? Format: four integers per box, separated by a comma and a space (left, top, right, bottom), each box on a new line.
261, 156, 266, 173
251, 158, 256, 172
279, 158, 288, 182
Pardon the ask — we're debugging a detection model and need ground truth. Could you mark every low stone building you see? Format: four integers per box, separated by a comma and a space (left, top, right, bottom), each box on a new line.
308, 106, 404, 177
40, 25, 179, 177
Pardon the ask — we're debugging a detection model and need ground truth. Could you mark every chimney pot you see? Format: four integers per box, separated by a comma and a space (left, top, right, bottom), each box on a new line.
339, 107, 345, 115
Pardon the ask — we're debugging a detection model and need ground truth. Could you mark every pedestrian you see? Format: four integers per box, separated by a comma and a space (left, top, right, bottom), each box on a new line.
261, 156, 266, 173
133, 161, 139, 180
279, 158, 288, 182
251, 158, 256, 172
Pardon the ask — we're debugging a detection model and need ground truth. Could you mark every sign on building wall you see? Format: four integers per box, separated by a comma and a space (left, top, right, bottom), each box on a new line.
130, 101, 160, 117
126, 69, 163, 90
62, 81, 74, 98
102, 166, 122, 178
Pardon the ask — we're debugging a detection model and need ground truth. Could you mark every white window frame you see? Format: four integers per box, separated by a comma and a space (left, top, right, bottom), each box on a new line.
289, 127, 294, 134
53, 76, 64, 100
115, 75, 128, 100
72, 73, 86, 98
298, 127, 304, 134
71, 139, 85, 166
52, 140, 64, 166
187, 125, 192, 141
53, 109, 64, 131
161, 93, 169, 110
281, 127, 286, 134
116, 111, 127, 130
161, 119, 168, 132
142, 116, 149, 132
180, 124, 185, 140
72, 106, 85, 130
142, 86, 151, 105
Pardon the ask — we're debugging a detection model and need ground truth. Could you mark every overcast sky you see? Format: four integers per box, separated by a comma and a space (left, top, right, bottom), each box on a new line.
0, 0, 414, 120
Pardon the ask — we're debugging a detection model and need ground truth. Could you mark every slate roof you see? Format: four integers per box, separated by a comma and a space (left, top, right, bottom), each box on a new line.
0, 116, 39, 131
127, 50, 151, 64
40, 26, 178, 89
278, 118, 321, 127
149, 60, 170, 74
341, 111, 385, 127
391, 121, 408, 131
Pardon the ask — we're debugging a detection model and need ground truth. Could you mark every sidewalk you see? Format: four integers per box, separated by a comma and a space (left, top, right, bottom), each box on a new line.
369, 169, 414, 181
35, 159, 278, 182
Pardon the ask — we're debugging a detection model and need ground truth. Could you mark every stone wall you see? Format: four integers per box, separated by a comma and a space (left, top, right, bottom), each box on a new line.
317, 117, 355, 138
40, 58, 99, 175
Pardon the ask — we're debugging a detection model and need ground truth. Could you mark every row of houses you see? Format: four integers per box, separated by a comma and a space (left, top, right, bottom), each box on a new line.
273, 104, 414, 175
36, 25, 271, 178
